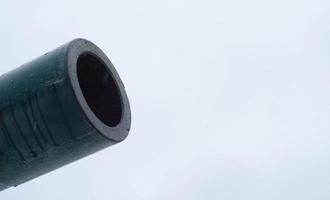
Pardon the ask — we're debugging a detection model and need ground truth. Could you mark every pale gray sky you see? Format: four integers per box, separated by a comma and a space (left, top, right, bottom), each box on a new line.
1, 0, 330, 199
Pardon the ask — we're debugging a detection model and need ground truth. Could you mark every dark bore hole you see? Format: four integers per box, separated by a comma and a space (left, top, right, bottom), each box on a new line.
77, 53, 122, 127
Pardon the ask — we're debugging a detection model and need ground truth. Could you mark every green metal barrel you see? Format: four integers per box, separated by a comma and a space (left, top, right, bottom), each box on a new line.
0, 39, 131, 191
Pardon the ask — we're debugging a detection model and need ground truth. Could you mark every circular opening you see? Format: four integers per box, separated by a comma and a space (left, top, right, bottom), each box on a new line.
77, 53, 122, 127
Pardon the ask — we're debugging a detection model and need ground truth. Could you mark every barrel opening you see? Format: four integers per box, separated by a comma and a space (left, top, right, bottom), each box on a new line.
77, 53, 122, 127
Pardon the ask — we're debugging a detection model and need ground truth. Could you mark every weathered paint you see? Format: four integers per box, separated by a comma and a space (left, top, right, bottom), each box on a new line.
0, 39, 131, 191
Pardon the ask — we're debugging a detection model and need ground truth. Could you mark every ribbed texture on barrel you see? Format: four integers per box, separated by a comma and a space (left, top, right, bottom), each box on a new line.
0, 84, 92, 163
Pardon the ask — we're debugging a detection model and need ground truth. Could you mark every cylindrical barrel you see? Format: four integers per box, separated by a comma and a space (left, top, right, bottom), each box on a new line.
0, 39, 131, 191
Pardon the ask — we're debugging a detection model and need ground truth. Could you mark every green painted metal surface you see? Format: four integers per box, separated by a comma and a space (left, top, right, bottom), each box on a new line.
0, 39, 131, 191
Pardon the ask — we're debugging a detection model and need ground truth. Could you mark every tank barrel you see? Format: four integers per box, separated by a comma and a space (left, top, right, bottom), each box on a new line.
0, 39, 131, 191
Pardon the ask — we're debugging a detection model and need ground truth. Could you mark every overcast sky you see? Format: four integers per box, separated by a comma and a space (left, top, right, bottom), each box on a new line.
1, 0, 330, 199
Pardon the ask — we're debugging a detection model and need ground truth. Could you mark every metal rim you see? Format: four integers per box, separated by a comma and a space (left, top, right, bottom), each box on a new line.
66, 38, 131, 142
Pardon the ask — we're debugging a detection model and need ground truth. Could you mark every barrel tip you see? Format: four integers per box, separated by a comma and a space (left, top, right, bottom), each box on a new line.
67, 38, 131, 142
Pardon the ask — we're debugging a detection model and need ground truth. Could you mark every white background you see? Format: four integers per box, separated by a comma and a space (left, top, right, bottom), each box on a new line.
1, 0, 330, 199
